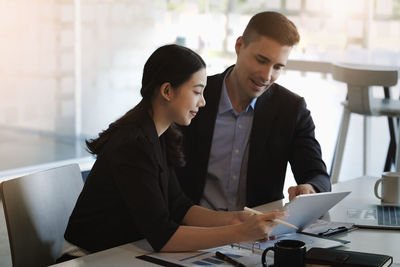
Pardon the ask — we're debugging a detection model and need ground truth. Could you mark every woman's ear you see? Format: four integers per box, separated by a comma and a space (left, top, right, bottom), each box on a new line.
159, 82, 173, 101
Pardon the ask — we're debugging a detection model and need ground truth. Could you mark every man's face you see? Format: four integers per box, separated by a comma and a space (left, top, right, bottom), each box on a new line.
233, 35, 292, 99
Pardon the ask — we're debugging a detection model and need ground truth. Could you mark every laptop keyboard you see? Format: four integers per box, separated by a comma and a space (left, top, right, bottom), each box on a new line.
377, 205, 400, 226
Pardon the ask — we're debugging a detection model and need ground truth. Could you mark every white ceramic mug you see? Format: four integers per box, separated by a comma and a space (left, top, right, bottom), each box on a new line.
374, 172, 400, 204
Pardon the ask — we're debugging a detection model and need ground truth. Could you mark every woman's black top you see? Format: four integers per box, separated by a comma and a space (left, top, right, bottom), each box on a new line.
64, 108, 193, 252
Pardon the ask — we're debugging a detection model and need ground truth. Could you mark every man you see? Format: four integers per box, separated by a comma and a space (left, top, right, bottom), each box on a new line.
176, 11, 331, 211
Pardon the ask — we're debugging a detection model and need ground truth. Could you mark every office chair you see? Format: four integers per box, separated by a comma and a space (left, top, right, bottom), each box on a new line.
330, 63, 399, 183
0, 164, 83, 267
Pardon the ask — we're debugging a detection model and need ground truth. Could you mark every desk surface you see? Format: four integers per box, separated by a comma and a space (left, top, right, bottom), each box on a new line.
51, 176, 400, 267
329, 176, 400, 266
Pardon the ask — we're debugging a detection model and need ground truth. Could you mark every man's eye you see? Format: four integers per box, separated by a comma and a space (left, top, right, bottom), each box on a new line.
256, 58, 265, 64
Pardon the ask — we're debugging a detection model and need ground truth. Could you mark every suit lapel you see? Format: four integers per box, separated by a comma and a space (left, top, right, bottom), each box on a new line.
249, 84, 280, 166
140, 113, 169, 201
158, 136, 169, 203
194, 69, 229, 166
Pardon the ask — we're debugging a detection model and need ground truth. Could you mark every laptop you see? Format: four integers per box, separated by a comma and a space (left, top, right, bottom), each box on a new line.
269, 191, 351, 235
346, 203, 400, 229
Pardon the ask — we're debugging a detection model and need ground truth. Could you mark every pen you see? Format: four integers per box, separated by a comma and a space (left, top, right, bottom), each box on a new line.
215, 251, 246, 267
318, 226, 348, 237
243, 206, 299, 230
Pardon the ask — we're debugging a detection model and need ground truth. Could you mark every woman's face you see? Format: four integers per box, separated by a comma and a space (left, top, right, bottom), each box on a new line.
168, 68, 207, 126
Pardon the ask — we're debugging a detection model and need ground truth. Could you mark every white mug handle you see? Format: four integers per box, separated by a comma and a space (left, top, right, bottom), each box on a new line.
374, 178, 383, 200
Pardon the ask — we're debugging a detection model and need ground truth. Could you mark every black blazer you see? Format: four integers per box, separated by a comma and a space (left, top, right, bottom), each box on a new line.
65, 106, 193, 252
177, 66, 331, 207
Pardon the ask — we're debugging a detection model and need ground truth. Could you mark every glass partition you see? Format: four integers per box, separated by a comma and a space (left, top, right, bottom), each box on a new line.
0, 0, 399, 182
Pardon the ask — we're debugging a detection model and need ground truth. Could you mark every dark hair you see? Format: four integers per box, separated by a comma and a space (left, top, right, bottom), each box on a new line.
86, 44, 206, 167
242, 11, 300, 46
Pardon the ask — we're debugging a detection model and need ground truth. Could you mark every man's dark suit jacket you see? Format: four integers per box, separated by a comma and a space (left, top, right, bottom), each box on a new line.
177, 66, 331, 208
65, 106, 193, 252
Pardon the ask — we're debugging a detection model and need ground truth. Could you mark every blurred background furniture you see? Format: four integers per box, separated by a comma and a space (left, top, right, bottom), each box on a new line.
330, 63, 399, 183
0, 164, 83, 267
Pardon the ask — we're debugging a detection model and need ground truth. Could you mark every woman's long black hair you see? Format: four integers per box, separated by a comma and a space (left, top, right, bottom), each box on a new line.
86, 44, 206, 167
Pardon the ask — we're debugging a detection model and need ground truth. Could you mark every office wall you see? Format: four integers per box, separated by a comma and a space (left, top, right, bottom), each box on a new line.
0, 0, 399, 179
0, 0, 75, 135
80, 0, 163, 136
0, 0, 171, 137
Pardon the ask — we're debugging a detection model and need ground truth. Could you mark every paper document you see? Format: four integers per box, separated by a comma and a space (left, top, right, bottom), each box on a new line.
137, 234, 348, 266
138, 245, 261, 267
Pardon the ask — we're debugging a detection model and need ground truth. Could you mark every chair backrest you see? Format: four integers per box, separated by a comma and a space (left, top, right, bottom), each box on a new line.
0, 164, 83, 267
331, 63, 398, 115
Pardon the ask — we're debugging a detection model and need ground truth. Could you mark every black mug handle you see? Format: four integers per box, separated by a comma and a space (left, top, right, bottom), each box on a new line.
262, 247, 275, 267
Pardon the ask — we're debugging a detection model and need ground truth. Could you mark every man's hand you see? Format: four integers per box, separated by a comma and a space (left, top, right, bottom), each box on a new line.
288, 184, 316, 201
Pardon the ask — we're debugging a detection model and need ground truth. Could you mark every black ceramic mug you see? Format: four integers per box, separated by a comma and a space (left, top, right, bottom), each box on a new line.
261, 239, 306, 267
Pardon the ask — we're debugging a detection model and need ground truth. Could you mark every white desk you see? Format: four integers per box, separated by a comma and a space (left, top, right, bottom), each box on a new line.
328, 176, 400, 266
51, 176, 400, 267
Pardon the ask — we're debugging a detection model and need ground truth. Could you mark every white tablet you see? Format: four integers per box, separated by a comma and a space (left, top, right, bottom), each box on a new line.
270, 191, 351, 235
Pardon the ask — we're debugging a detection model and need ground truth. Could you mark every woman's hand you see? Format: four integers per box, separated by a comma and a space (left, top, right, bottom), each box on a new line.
238, 210, 287, 241
230, 211, 253, 225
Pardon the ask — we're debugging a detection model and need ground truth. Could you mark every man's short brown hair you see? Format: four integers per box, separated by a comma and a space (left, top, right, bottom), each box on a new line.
242, 11, 300, 46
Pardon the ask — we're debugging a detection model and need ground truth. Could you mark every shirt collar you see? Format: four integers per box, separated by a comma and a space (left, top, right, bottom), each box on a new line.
218, 70, 257, 115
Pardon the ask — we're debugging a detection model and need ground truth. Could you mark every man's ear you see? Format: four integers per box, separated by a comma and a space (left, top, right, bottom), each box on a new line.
235, 36, 243, 55
159, 82, 173, 101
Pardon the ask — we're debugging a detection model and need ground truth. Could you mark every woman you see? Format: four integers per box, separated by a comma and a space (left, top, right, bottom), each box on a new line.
59, 44, 285, 261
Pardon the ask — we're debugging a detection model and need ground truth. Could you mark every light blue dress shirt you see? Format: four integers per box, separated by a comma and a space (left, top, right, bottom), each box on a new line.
200, 71, 256, 211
